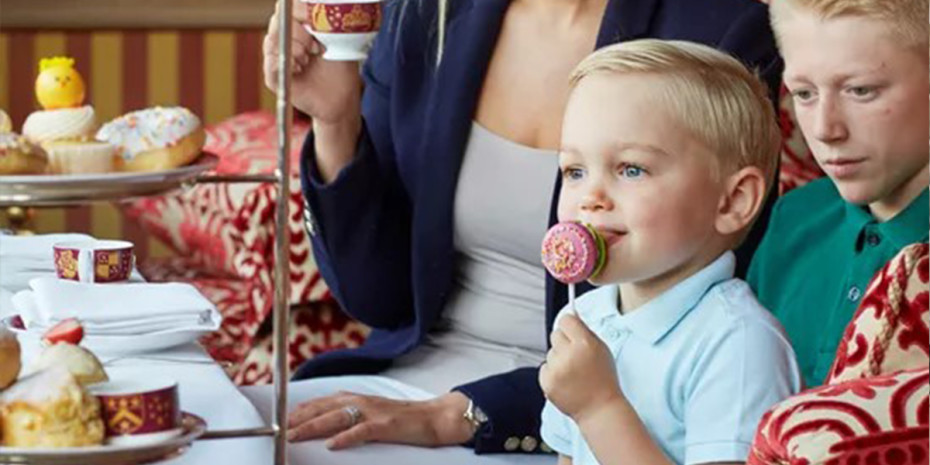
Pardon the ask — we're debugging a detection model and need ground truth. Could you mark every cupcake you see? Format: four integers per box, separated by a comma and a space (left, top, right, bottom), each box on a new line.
45, 140, 116, 174
0, 132, 48, 175
22, 105, 97, 146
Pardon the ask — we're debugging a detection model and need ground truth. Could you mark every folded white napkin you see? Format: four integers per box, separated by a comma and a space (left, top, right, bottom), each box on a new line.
14, 277, 221, 336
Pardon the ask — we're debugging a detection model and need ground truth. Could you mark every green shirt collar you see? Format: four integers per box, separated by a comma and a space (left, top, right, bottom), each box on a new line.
843, 189, 929, 250
880, 189, 929, 249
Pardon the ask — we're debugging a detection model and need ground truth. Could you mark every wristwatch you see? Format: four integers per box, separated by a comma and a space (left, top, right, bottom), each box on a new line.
463, 398, 489, 435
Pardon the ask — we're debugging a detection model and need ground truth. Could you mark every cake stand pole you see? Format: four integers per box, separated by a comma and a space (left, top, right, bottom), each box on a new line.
273, 0, 294, 463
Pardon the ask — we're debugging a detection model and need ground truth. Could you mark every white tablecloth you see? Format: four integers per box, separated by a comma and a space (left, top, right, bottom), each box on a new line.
242, 377, 557, 465
17, 342, 274, 465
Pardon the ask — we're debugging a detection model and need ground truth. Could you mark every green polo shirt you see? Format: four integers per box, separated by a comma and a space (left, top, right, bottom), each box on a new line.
748, 178, 928, 388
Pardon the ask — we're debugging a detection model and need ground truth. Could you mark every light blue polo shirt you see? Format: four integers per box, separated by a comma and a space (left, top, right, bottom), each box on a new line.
540, 252, 801, 465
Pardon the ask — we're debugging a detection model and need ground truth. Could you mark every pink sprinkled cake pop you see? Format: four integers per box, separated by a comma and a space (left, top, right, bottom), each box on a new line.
541, 222, 607, 284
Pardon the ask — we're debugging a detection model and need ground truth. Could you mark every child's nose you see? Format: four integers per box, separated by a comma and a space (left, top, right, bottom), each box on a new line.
811, 96, 849, 143
580, 186, 614, 212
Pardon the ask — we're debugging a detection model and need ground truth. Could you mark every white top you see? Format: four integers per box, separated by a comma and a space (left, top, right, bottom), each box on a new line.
541, 252, 802, 465
384, 122, 558, 394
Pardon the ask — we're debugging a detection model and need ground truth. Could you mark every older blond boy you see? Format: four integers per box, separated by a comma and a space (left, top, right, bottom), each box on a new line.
539, 40, 801, 465
748, 0, 929, 388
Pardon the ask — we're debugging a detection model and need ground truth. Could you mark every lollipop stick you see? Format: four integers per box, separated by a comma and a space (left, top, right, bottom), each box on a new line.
568, 283, 577, 314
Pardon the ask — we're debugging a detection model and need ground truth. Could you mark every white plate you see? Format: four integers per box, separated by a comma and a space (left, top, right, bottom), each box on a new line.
2, 316, 214, 356
0, 153, 218, 206
0, 412, 206, 465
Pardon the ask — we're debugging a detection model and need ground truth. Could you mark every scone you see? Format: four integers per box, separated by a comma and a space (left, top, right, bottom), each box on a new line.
0, 366, 105, 447
26, 343, 108, 387
97, 107, 204, 172
0, 327, 20, 389
0, 133, 48, 175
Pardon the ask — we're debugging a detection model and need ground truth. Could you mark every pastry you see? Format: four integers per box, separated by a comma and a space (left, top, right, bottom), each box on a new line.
0, 366, 105, 447
0, 327, 20, 390
25, 343, 108, 387
0, 132, 48, 175
22, 105, 97, 146
541, 222, 607, 284
44, 140, 116, 174
96, 107, 204, 172
0, 109, 11, 133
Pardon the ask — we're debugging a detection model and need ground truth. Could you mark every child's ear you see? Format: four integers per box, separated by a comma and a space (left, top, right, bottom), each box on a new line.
715, 166, 768, 236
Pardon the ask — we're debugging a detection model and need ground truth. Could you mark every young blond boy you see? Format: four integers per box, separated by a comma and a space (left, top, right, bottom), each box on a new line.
539, 40, 801, 465
748, 0, 929, 388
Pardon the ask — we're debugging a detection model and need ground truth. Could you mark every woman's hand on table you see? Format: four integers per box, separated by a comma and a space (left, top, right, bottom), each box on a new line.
286, 391, 475, 450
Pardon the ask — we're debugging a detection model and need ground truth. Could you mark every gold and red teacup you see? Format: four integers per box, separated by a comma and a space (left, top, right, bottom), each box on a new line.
301, 0, 382, 61
53, 240, 134, 283
90, 378, 182, 445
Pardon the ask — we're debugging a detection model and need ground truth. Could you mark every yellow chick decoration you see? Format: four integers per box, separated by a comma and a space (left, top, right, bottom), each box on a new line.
35, 57, 86, 110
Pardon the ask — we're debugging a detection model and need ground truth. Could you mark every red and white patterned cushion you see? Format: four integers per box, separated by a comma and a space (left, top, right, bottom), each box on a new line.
749, 243, 930, 465
830, 243, 930, 383
122, 112, 371, 384
749, 368, 929, 465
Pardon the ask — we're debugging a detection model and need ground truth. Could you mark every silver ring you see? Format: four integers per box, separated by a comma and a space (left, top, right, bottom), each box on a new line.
343, 405, 362, 427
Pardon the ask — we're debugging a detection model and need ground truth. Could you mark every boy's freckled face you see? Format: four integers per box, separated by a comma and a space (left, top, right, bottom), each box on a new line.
779, 14, 929, 211
557, 74, 724, 286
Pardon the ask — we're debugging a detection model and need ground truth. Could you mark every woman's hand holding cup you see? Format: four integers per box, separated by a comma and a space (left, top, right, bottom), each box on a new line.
262, 0, 363, 182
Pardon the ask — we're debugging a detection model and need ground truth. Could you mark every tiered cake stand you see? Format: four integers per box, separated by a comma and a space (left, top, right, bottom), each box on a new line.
0, 1, 295, 463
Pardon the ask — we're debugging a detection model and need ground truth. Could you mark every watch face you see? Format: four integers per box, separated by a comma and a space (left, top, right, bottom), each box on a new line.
473, 404, 488, 423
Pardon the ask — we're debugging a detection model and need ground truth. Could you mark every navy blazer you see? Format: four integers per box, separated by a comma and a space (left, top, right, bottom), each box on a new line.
297, 0, 782, 454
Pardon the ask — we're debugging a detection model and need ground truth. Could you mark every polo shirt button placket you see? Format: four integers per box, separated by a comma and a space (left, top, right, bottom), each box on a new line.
865, 232, 882, 247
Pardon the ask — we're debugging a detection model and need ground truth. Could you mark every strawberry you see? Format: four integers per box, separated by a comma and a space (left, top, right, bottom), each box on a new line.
42, 318, 84, 346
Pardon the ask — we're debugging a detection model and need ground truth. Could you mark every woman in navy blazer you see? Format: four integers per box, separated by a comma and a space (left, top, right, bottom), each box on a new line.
265, 0, 782, 455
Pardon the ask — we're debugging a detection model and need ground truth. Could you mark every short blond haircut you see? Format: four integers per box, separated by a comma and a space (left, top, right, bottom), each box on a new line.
569, 39, 781, 189
770, 0, 928, 52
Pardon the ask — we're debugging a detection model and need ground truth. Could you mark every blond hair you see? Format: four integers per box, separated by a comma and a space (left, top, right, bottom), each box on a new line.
569, 39, 781, 188
770, 0, 928, 51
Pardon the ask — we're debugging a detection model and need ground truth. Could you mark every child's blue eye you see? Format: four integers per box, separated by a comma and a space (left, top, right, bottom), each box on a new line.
620, 165, 644, 178
562, 167, 585, 181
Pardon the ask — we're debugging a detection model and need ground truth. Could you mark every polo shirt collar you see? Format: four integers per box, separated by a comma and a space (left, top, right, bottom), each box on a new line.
593, 252, 736, 345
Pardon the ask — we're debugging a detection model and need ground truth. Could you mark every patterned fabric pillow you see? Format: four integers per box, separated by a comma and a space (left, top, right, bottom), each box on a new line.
749, 368, 929, 465
829, 243, 930, 383
141, 258, 369, 384
749, 243, 930, 465
121, 111, 330, 308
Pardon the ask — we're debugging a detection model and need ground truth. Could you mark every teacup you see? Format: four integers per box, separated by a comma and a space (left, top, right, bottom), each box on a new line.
90, 378, 182, 446
53, 240, 134, 283
301, 0, 382, 61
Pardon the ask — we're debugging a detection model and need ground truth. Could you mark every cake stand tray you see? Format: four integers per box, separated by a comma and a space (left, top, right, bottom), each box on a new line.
0, 412, 206, 465
0, 153, 218, 207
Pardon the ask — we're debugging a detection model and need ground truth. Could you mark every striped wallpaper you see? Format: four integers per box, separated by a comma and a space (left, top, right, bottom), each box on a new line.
0, 29, 275, 261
